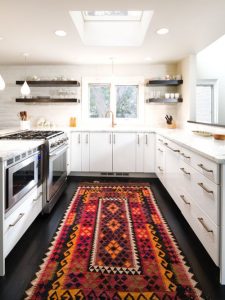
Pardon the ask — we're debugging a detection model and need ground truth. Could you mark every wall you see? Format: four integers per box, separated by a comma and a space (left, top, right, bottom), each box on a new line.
0, 63, 179, 129
196, 34, 225, 125
176, 55, 196, 129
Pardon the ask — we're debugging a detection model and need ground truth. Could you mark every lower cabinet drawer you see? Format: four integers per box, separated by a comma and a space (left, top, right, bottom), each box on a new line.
179, 161, 219, 225
176, 188, 219, 265
4, 186, 42, 257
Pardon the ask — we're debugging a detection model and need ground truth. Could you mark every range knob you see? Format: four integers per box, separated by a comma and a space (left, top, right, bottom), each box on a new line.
51, 142, 56, 148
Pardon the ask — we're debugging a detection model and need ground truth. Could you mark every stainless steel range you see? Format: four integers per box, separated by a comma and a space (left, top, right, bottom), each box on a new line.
0, 130, 68, 213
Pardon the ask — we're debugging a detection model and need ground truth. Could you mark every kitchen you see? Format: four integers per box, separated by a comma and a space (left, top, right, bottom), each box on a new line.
0, 1, 225, 299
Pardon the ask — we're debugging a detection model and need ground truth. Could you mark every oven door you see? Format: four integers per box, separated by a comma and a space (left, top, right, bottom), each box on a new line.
7, 153, 39, 212
47, 145, 68, 202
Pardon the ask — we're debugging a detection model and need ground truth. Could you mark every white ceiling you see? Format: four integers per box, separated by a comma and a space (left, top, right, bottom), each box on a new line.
0, 0, 225, 65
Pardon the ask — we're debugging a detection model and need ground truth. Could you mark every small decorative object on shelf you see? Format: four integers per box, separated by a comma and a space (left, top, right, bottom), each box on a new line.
165, 115, 176, 129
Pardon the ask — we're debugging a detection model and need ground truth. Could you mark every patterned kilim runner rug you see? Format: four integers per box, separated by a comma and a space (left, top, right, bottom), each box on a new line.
25, 183, 204, 299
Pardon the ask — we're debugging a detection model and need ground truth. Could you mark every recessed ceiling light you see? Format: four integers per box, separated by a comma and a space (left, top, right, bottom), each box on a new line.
0, 36, 4, 41
55, 30, 67, 37
145, 57, 152, 61
156, 28, 169, 35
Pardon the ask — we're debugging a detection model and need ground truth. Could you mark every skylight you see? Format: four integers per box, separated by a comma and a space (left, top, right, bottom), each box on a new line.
82, 11, 143, 21
70, 10, 153, 47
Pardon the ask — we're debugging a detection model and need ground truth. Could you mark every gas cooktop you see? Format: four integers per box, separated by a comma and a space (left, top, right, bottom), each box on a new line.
0, 130, 64, 140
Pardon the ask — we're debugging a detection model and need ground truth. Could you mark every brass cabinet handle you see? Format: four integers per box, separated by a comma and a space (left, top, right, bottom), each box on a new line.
180, 167, 190, 175
198, 163, 213, 173
86, 134, 88, 144
157, 148, 163, 153
145, 134, 148, 145
158, 166, 163, 172
158, 138, 163, 142
78, 133, 81, 144
198, 217, 213, 233
137, 134, 140, 145
181, 152, 190, 159
9, 213, 25, 227
33, 192, 43, 202
197, 182, 213, 194
180, 195, 190, 205
109, 134, 112, 144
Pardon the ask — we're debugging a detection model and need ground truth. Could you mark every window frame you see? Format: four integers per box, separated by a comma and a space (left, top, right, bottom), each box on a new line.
196, 79, 218, 124
82, 76, 144, 126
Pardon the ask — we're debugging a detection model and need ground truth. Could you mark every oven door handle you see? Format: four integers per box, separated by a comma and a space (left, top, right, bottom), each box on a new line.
50, 146, 68, 158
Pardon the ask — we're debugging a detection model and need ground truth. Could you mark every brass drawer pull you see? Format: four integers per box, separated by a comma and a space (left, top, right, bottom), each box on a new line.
198, 163, 213, 173
180, 167, 190, 175
137, 134, 140, 145
157, 148, 163, 153
181, 152, 190, 159
198, 182, 213, 194
180, 195, 190, 205
158, 166, 163, 172
9, 213, 25, 227
33, 192, 43, 202
198, 217, 213, 233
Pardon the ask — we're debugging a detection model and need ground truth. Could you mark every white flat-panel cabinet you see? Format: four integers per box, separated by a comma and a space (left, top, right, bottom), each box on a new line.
113, 132, 136, 172
89, 132, 112, 172
143, 133, 155, 173
70, 132, 82, 172
70, 132, 90, 172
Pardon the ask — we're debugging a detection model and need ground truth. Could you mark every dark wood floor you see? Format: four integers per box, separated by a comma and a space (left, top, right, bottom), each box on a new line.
0, 177, 224, 300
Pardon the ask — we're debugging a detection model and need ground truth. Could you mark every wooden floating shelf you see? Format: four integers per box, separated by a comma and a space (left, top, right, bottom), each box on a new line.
16, 80, 80, 87
146, 80, 183, 86
146, 98, 183, 103
16, 98, 80, 103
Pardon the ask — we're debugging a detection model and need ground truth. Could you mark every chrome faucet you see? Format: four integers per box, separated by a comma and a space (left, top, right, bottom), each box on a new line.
105, 110, 116, 128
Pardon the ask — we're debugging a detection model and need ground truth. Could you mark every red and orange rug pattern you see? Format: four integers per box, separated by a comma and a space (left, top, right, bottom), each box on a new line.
26, 183, 203, 299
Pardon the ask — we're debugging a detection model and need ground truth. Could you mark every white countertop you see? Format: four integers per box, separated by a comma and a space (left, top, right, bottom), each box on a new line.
1, 126, 225, 163
156, 129, 225, 163
0, 140, 44, 161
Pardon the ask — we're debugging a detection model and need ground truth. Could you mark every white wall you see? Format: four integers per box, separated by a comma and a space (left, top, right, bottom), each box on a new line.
176, 55, 196, 129
197, 34, 225, 124
0, 63, 179, 129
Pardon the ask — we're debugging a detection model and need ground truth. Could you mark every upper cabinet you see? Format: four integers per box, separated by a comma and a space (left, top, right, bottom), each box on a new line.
15, 80, 80, 103
145, 79, 183, 103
